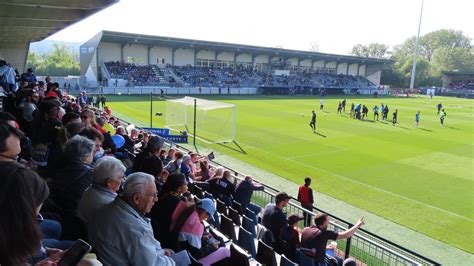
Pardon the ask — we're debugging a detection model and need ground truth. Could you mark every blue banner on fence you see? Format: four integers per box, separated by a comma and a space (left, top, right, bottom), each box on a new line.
162, 135, 188, 143
142, 127, 170, 136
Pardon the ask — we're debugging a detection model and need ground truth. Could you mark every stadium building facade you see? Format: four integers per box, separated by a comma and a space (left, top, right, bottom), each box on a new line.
80, 30, 392, 90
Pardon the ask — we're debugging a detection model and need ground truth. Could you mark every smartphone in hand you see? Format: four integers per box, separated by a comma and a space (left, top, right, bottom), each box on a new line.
57, 239, 92, 266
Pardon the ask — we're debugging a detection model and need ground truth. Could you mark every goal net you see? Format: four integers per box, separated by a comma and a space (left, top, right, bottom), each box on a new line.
166, 96, 236, 144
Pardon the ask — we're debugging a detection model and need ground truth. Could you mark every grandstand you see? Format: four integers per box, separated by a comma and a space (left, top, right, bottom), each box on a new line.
441, 71, 474, 98
80, 31, 392, 94
1, 1, 459, 265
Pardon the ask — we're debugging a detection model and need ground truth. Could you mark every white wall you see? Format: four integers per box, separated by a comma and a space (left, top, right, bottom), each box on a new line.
123, 44, 148, 66
150, 46, 172, 65
358, 65, 366, 76
254, 55, 269, 64
337, 62, 348, 74
98, 42, 121, 63
313, 60, 325, 68
174, 48, 195, 66
236, 53, 252, 63
270, 56, 280, 62
288, 57, 299, 66
196, 50, 215, 60
300, 59, 312, 67
325, 61, 337, 69
366, 70, 381, 86
348, 63, 358, 76
217, 52, 235, 61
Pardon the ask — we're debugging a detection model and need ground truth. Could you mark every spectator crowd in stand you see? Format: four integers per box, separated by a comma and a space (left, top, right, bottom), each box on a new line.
1, 59, 366, 265
103, 61, 377, 90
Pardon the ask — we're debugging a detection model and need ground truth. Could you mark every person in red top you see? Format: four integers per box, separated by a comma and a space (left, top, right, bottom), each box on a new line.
297, 177, 314, 227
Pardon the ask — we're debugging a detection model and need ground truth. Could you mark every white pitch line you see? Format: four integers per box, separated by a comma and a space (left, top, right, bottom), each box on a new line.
239, 141, 474, 222
288, 148, 348, 159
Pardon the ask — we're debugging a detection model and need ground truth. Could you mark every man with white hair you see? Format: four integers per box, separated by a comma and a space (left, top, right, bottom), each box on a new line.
88, 172, 175, 265
77, 156, 126, 224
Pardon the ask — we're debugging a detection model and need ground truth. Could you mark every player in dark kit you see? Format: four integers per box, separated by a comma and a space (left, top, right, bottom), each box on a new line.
342, 99, 347, 112
337, 102, 342, 115
309, 110, 317, 133
437, 102, 443, 114
392, 109, 398, 125
373, 105, 379, 121
350, 103, 355, 118
362, 105, 368, 119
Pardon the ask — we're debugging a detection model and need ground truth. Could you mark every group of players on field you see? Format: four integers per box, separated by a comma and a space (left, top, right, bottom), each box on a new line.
309, 99, 447, 133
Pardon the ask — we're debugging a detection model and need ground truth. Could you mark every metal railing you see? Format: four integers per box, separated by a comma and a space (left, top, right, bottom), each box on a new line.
111, 115, 440, 266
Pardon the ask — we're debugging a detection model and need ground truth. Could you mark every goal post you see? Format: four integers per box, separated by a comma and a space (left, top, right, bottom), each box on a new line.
165, 96, 236, 144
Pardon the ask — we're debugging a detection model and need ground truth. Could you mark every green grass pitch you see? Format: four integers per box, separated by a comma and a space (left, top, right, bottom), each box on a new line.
107, 94, 473, 253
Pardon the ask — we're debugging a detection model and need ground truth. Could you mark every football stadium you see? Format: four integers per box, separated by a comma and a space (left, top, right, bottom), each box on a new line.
0, 0, 473, 265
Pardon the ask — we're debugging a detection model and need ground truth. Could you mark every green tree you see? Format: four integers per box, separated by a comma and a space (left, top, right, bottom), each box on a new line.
350, 43, 390, 59
26, 43, 79, 76
386, 29, 472, 87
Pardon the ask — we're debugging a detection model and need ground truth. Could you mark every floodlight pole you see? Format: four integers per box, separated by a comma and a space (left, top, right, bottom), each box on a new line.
409, 0, 424, 89
150, 91, 153, 128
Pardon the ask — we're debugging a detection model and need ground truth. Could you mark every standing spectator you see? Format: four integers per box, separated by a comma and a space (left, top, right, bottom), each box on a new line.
88, 172, 175, 265
261, 192, 291, 253
20, 89, 39, 123
234, 175, 264, 214
20, 68, 37, 84
301, 213, 365, 265
298, 177, 314, 227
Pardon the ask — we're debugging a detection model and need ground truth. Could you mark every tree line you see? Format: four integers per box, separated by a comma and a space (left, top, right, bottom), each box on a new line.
350, 29, 473, 87
26, 43, 80, 76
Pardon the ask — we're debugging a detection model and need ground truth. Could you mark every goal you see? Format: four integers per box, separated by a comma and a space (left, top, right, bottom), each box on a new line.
165, 96, 236, 144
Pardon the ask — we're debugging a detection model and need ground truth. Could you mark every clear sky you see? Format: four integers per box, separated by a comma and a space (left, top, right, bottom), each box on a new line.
47, 0, 473, 55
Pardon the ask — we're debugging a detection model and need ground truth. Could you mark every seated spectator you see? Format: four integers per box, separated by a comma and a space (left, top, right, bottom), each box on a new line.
0, 121, 23, 162
77, 156, 126, 224
281, 214, 303, 261
0, 161, 49, 265
115, 125, 134, 153
233, 175, 264, 214
195, 160, 211, 181
133, 135, 164, 173
62, 112, 81, 125
261, 192, 291, 253
52, 135, 95, 240
164, 151, 184, 173
171, 198, 230, 264
88, 172, 175, 265
301, 213, 365, 265
149, 173, 189, 248
180, 155, 196, 184
208, 170, 235, 206
78, 127, 104, 162
162, 148, 175, 165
